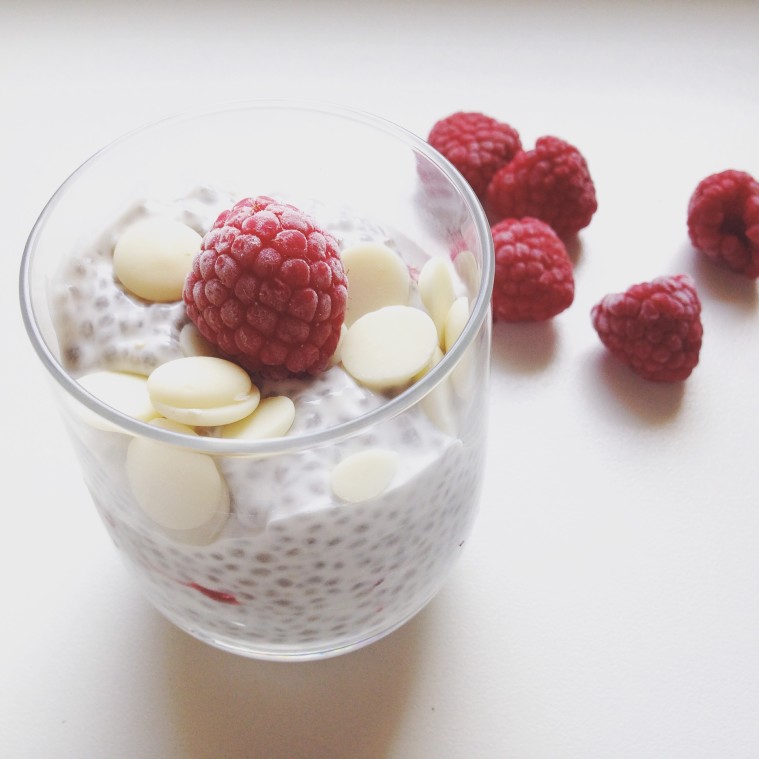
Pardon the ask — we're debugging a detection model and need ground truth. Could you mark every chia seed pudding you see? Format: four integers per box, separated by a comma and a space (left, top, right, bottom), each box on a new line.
49, 186, 489, 658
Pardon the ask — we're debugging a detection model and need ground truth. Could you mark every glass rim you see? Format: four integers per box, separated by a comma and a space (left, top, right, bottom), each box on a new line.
19, 98, 494, 455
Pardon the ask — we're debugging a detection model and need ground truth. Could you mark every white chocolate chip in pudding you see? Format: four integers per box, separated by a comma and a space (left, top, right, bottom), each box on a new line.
419, 347, 458, 436
341, 242, 410, 325
147, 356, 260, 426
328, 323, 349, 368
340, 305, 438, 391
453, 249, 479, 295
444, 297, 475, 398
412, 344, 443, 383
126, 421, 230, 545
179, 322, 219, 358
330, 448, 399, 503
444, 296, 470, 353
149, 418, 199, 435
77, 370, 159, 429
113, 216, 201, 302
418, 257, 456, 346
222, 396, 296, 440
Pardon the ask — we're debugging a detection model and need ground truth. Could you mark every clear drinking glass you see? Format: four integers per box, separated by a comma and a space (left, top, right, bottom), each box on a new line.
19, 101, 493, 660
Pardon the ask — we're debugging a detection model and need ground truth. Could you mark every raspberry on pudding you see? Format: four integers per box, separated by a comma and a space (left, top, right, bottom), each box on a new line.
184, 196, 348, 378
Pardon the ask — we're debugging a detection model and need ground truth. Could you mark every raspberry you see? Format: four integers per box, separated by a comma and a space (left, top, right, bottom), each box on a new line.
486, 136, 597, 238
183, 196, 348, 379
591, 274, 703, 382
687, 169, 759, 278
186, 582, 239, 605
491, 217, 574, 322
427, 112, 522, 201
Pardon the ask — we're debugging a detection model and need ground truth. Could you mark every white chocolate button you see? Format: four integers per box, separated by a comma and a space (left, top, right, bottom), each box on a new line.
179, 322, 218, 358
444, 297, 476, 398
77, 371, 159, 429
126, 433, 229, 544
222, 396, 295, 440
149, 418, 198, 435
113, 216, 201, 302
328, 323, 349, 368
147, 356, 260, 426
341, 242, 410, 325
444, 296, 470, 353
412, 345, 443, 382
453, 249, 480, 295
419, 348, 458, 436
418, 257, 456, 346
330, 449, 399, 503
341, 305, 438, 391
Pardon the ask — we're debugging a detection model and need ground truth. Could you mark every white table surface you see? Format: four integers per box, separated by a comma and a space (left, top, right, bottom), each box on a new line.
3, 1, 759, 757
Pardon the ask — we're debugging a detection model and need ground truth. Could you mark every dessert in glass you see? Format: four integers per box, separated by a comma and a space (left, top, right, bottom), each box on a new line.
19, 101, 494, 660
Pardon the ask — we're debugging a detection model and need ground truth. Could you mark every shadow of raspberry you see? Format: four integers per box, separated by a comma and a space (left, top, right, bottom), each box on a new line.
490, 320, 559, 374
563, 234, 585, 270
675, 241, 758, 311
587, 348, 685, 426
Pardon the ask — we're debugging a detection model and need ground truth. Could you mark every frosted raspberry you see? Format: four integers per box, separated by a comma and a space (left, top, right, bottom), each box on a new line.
183, 196, 347, 379
491, 217, 574, 322
487, 136, 597, 238
591, 274, 703, 382
428, 112, 522, 201
687, 169, 759, 278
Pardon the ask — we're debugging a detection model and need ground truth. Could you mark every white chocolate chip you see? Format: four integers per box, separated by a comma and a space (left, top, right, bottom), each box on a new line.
418, 257, 456, 346
222, 396, 295, 440
443, 297, 476, 399
149, 418, 199, 435
328, 323, 349, 368
179, 322, 219, 358
419, 348, 458, 436
113, 216, 201, 302
330, 449, 399, 503
412, 345, 443, 382
77, 370, 159, 429
147, 356, 260, 426
341, 242, 410, 325
453, 249, 480, 296
444, 296, 470, 353
126, 432, 229, 544
340, 305, 438, 391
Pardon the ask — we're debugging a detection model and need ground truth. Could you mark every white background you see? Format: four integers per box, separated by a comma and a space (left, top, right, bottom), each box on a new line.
3, 1, 759, 757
